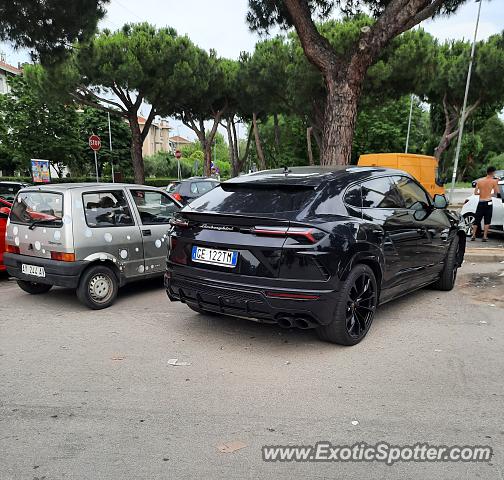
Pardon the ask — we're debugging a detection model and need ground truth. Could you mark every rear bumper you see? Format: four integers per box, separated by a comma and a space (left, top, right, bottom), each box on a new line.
4, 253, 88, 288
165, 265, 338, 327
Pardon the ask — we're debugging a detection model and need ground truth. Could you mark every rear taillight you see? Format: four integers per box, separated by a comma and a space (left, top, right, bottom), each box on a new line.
50, 252, 76, 262
251, 226, 319, 244
5, 244, 20, 254
169, 217, 189, 228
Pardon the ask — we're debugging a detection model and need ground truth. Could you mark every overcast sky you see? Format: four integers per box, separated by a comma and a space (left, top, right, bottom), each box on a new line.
1, 0, 502, 140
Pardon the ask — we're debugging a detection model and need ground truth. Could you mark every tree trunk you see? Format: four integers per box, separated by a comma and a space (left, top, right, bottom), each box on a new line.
273, 113, 280, 147
434, 129, 457, 162
225, 117, 240, 177
434, 97, 481, 161
128, 116, 145, 184
232, 122, 253, 176
320, 78, 360, 166
252, 112, 266, 170
306, 126, 314, 166
204, 141, 212, 177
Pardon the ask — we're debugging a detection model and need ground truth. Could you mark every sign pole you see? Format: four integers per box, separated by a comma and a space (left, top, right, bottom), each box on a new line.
89, 134, 102, 183
175, 150, 182, 180
94, 150, 99, 182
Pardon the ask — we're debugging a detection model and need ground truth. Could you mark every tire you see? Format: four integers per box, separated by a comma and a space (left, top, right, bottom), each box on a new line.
77, 265, 118, 310
17, 280, 52, 295
317, 264, 378, 346
431, 235, 460, 291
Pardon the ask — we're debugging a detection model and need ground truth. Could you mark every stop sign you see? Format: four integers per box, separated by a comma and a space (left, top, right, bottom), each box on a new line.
175, 150, 182, 159
89, 135, 101, 151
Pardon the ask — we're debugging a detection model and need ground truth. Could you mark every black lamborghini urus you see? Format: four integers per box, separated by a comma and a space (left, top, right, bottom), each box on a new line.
165, 166, 465, 345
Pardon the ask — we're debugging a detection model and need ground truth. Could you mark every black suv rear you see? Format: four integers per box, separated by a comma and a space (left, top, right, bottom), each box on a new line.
165, 166, 465, 345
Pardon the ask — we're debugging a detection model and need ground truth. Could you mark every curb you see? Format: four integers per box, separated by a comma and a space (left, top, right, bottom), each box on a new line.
464, 248, 504, 263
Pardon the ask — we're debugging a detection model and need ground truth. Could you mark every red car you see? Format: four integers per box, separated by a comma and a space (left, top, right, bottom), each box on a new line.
0, 197, 12, 272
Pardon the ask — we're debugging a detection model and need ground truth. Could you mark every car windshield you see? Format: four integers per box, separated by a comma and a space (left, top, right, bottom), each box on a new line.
189, 183, 318, 217
10, 191, 64, 226
0, 183, 24, 203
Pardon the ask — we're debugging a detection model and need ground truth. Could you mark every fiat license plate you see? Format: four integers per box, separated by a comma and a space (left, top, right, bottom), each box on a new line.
22, 264, 46, 278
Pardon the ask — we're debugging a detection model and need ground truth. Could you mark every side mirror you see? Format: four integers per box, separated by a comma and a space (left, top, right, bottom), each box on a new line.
0, 206, 10, 219
433, 194, 448, 209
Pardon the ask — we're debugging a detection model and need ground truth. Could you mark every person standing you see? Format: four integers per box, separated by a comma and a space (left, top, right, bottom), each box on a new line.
472, 166, 499, 242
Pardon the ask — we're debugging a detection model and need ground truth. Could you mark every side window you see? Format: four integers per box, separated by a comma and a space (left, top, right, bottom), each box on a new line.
361, 177, 403, 208
190, 181, 216, 195
344, 184, 362, 208
130, 190, 180, 225
393, 176, 431, 208
83, 191, 134, 227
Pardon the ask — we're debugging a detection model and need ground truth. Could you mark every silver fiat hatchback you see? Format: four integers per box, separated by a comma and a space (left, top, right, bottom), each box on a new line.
3, 183, 181, 309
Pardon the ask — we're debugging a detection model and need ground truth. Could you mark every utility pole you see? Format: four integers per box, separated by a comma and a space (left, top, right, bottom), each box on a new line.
405, 94, 414, 153
449, 0, 483, 204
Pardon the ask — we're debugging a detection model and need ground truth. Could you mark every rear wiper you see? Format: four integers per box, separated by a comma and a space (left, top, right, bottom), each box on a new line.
28, 219, 61, 230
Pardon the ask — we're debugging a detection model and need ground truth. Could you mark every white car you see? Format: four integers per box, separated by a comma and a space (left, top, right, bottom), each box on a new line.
460, 180, 504, 235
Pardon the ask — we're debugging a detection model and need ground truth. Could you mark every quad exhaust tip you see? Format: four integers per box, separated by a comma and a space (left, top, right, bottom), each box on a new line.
277, 317, 293, 329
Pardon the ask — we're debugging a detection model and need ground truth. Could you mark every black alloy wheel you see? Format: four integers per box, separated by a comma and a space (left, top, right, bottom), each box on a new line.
317, 264, 378, 346
346, 272, 377, 339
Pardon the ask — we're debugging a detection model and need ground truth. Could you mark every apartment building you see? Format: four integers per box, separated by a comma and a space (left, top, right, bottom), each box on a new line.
139, 116, 171, 157
0, 53, 22, 95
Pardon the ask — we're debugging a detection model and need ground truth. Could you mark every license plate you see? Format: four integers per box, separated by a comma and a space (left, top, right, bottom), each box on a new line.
191, 246, 238, 268
22, 264, 46, 278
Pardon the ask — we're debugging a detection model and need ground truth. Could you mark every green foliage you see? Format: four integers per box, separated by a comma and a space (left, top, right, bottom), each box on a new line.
488, 152, 504, 170
75, 107, 132, 177
0, 176, 179, 187
0, 75, 81, 176
239, 37, 291, 117
478, 115, 504, 161
254, 114, 316, 168
246, 0, 467, 33
77, 23, 203, 114
439, 132, 485, 181
144, 152, 193, 178
0, 0, 108, 61
353, 96, 430, 162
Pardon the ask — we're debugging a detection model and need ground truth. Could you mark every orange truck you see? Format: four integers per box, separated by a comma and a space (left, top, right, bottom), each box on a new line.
358, 153, 445, 198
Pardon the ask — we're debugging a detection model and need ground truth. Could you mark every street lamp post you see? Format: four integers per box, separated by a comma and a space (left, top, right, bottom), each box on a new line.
449, 0, 483, 204
405, 94, 414, 154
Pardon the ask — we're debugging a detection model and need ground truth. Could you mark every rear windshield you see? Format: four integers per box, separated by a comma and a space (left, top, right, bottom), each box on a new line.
10, 191, 64, 227
189, 184, 318, 215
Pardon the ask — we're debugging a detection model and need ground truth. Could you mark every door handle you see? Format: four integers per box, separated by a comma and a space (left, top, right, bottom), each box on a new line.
142, 229, 152, 236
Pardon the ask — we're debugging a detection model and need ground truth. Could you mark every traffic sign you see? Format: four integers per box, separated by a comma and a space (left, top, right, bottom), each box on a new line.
175, 150, 182, 159
89, 135, 101, 151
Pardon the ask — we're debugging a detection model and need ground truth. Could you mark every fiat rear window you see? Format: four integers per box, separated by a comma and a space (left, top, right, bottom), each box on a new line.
10, 191, 64, 227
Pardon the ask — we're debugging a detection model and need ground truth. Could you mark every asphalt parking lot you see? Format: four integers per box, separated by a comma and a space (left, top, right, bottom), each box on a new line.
0, 262, 503, 480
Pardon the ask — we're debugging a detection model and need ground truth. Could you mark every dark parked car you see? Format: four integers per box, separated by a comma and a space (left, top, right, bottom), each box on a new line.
168, 177, 219, 204
165, 166, 466, 346
0, 181, 30, 203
